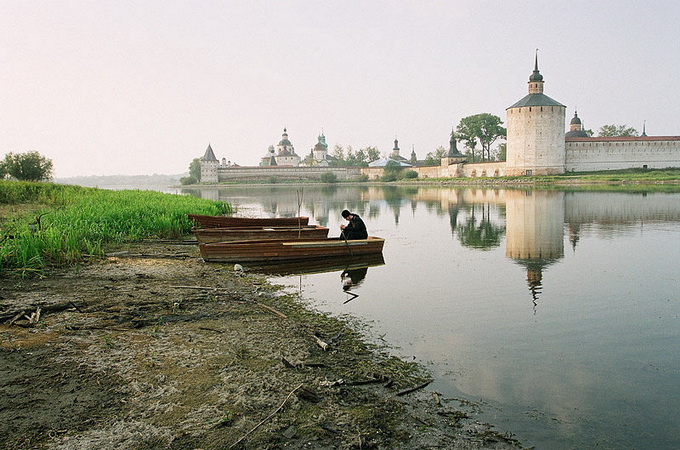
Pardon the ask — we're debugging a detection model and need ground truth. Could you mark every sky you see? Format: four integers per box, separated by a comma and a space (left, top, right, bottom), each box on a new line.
2, 1, 679, 178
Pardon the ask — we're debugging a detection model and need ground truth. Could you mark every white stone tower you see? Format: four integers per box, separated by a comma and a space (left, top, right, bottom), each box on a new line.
200, 144, 219, 183
505, 53, 566, 175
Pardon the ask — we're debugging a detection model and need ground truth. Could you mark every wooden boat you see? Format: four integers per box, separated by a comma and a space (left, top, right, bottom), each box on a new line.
199, 237, 385, 262
187, 214, 309, 228
192, 225, 330, 243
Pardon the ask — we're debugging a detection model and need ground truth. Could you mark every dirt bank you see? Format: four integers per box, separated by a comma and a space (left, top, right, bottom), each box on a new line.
1, 241, 521, 449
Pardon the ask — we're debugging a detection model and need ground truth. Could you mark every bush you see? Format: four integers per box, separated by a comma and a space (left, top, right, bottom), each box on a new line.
268, 176, 278, 184
320, 171, 338, 183
380, 173, 398, 182
402, 169, 418, 179
180, 176, 198, 185
353, 174, 369, 182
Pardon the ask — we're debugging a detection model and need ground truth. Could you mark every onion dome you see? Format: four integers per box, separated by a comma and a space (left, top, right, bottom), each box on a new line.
278, 128, 292, 146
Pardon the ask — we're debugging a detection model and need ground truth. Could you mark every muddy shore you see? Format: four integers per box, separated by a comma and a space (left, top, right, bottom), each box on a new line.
1, 241, 521, 449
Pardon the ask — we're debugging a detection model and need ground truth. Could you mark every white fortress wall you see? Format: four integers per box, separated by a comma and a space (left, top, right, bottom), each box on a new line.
566, 138, 680, 172
217, 166, 361, 181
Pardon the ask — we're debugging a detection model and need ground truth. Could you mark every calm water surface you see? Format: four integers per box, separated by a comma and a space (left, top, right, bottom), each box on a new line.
185, 185, 680, 449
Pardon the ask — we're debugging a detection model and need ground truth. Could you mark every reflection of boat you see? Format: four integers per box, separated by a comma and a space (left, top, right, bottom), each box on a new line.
246, 253, 385, 275
192, 225, 329, 243
187, 214, 309, 228
199, 237, 385, 262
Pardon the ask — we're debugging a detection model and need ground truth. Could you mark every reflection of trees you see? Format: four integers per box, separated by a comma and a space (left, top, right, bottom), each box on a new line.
457, 204, 505, 250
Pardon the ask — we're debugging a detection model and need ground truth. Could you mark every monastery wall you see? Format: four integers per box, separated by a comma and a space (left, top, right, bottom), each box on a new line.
566, 137, 680, 172
215, 166, 360, 182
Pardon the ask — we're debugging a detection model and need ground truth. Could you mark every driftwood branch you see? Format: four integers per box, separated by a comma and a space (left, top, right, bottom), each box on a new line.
257, 303, 287, 318
396, 379, 433, 397
8, 311, 26, 327
228, 383, 304, 449
170, 285, 232, 291
313, 335, 329, 351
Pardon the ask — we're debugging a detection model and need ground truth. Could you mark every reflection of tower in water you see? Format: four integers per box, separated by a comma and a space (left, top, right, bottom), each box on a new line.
505, 190, 565, 311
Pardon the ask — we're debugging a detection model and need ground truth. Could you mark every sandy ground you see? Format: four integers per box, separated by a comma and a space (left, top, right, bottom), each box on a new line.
1, 241, 522, 449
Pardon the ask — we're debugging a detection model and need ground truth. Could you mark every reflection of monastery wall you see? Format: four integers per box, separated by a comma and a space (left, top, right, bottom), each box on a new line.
504, 190, 564, 260
564, 192, 680, 223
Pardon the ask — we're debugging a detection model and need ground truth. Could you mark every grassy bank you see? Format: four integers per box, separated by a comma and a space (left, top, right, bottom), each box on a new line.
400, 168, 680, 191
0, 181, 230, 276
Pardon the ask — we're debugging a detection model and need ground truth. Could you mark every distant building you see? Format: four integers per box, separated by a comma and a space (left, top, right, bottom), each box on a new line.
311, 132, 330, 166
390, 138, 409, 163
260, 128, 301, 167
565, 111, 589, 138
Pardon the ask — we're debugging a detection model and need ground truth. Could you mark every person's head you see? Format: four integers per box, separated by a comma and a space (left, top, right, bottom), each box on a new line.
341, 209, 353, 220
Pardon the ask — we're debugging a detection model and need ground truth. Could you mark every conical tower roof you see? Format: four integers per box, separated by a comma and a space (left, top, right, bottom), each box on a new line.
202, 144, 218, 161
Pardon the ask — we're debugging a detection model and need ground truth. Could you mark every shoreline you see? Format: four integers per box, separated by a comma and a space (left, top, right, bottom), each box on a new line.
1, 241, 522, 449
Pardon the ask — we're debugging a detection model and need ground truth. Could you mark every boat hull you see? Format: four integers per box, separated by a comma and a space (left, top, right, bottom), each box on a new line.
192, 226, 330, 243
188, 214, 309, 228
199, 237, 385, 262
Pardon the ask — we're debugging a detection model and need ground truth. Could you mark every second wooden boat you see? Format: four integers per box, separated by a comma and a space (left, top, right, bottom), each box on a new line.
188, 214, 309, 228
199, 237, 385, 262
192, 225, 330, 243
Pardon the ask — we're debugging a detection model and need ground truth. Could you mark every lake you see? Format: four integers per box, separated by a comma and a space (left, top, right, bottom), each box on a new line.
183, 184, 680, 449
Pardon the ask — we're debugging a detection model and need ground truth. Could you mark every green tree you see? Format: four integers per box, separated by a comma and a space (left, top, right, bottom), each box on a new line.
380, 159, 403, 182
365, 146, 380, 163
354, 148, 368, 166
181, 157, 202, 184
455, 113, 506, 162
496, 143, 507, 162
0, 160, 7, 179
330, 144, 345, 167
597, 124, 639, 137
345, 145, 357, 166
424, 146, 447, 165
2, 151, 53, 181
189, 158, 201, 180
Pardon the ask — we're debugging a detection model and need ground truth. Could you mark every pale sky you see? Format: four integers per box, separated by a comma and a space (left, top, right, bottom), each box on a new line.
2, 1, 679, 178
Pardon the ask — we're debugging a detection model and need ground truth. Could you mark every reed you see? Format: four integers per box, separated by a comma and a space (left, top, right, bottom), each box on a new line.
0, 182, 230, 275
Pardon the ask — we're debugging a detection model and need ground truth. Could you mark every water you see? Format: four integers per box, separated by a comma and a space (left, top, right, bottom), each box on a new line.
183, 185, 680, 449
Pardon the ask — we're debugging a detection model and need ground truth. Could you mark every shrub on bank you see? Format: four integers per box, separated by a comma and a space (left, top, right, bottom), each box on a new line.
320, 171, 338, 183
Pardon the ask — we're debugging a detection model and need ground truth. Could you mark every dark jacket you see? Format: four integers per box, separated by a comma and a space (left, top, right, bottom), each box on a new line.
342, 214, 368, 240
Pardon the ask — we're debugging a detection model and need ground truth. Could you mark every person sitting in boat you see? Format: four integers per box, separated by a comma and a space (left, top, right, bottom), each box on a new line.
340, 210, 368, 240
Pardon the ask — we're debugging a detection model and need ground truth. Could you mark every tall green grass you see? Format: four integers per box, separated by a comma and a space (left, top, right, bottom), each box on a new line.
0, 181, 231, 276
